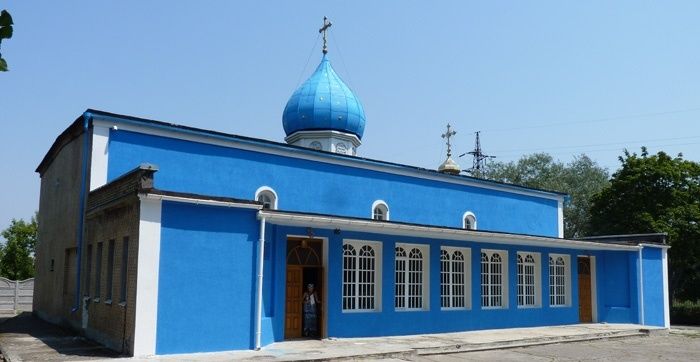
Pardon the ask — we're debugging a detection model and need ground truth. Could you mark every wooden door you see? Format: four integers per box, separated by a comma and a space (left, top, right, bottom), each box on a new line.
578, 257, 593, 323
285, 266, 303, 338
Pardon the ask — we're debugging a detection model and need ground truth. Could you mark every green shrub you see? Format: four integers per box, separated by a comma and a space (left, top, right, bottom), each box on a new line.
671, 300, 700, 325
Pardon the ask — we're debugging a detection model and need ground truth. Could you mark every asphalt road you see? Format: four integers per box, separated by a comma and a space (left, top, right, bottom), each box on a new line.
417, 329, 700, 361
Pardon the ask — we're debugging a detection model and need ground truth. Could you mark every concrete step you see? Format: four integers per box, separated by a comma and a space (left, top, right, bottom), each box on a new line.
414, 329, 649, 356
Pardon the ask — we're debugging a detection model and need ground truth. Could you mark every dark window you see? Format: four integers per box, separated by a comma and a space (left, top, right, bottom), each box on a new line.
85, 244, 93, 297
106, 239, 115, 301
119, 237, 129, 303
95, 242, 103, 299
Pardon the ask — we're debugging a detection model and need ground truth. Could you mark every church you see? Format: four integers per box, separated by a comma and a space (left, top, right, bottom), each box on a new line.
33, 19, 669, 357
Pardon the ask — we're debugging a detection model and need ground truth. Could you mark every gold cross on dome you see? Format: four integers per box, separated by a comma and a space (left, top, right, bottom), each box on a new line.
319, 16, 332, 54
441, 123, 457, 157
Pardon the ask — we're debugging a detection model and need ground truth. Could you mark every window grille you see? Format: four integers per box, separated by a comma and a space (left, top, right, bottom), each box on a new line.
549, 256, 568, 306
342, 242, 378, 311
481, 250, 505, 308
395, 244, 426, 310
517, 253, 537, 307
441, 248, 468, 309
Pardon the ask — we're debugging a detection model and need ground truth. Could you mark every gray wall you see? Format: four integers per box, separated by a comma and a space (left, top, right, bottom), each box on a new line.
0, 277, 34, 312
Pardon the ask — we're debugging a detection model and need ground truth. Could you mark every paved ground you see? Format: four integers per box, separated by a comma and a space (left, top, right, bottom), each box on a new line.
415, 329, 700, 361
0, 312, 120, 361
0, 311, 696, 361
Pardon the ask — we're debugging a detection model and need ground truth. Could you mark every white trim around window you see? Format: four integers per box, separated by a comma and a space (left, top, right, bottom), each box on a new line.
462, 211, 477, 230
516, 251, 542, 308
342, 239, 382, 312
372, 200, 390, 221
440, 246, 472, 310
549, 253, 571, 307
254, 186, 278, 209
394, 243, 430, 311
480, 249, 508, 309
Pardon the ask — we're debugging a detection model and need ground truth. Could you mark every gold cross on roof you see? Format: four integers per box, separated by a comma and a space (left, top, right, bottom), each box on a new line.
441, 123, 457, 157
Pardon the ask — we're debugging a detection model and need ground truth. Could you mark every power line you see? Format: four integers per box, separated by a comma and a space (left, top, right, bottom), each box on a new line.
490, 135, 700, 154
468, 107, 700, 135
496, 140, 700, 159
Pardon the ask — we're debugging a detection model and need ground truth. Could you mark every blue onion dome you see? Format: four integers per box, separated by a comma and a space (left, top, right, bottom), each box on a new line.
283, 55, 366, 139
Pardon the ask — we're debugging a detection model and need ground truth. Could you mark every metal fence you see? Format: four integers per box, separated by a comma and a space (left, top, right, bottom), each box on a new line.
0, 277, 33, 312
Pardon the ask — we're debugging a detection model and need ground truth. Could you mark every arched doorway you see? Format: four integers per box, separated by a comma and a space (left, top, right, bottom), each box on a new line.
285, 237, 324, 339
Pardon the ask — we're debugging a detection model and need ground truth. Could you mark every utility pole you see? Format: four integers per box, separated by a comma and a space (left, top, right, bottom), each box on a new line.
459, 131, 495, 178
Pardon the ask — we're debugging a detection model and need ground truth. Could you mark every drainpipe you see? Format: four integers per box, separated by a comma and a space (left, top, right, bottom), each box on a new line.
638, 246, 645, 325
72, 112, 92, 312
254, 214, 267, 350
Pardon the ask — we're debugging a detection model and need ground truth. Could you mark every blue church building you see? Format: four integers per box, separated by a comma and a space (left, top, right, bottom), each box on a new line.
33, 24, 670, 357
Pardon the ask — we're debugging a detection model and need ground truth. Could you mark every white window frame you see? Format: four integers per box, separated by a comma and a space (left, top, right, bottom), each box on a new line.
342, 239, 382, 312
440, 246, 472, 310
516, 252, 541, 308
549, 253, 571, 307
480, 249, 508, 309
372, 200, 390, 221
255, 186, 278, 209
462, 211, 477, 230
394, 243, 429, 311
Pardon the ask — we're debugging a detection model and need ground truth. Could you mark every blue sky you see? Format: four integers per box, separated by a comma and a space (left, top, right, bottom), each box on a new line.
1, 1, 699, 231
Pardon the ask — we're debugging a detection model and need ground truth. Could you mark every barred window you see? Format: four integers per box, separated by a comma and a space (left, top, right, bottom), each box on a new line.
517, 252, 540, 307
395, 244, 428, 310
481, 250, 508, 308
343, 241, 380, 311
549, 255, 569, 306
441, 247, 471, 309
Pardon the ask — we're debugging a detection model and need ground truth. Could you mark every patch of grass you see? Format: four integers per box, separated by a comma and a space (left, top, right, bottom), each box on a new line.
671, 300, 700, 326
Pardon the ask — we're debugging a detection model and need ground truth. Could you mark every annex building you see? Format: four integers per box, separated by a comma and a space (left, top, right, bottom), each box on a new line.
33, 23, 670, 357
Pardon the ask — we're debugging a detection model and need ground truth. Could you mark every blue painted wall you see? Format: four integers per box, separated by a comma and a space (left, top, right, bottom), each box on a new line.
642, 247, 665, 327
266, 225, 629, 341
152, 201, 641, 354
156, 202, 259, 354
595, 251, 639, 324
107, 130, 560, 237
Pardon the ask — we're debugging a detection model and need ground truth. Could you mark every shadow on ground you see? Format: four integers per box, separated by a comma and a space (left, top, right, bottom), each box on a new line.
0, 312, 122, 361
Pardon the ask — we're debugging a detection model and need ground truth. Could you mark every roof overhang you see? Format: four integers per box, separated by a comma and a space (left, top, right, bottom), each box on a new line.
257, 210, 639, 251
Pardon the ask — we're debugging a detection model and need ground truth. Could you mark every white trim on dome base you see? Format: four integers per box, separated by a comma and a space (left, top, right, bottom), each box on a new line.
285, 130, 361, 156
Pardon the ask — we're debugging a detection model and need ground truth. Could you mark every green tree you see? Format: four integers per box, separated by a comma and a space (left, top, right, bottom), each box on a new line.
483, 153, 609, 238
588, 148, 700, 301
0, 216, 37, 280
0, 10, 13, 71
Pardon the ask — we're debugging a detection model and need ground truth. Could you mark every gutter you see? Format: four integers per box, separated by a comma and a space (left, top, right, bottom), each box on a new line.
141, 193, 262, 210
638, 246, 645, 325
254, 214, 266, 350
72, 112, 91, 313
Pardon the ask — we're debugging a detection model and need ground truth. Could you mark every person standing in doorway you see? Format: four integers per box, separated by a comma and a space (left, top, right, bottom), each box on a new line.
302, 283, 320, 337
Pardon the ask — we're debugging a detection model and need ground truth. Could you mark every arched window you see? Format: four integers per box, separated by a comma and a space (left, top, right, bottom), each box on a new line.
372, 200, 389, 221
255, 186, 278, 209
481, 249, 507, 308
549, 254, 570, 306
395, 243, 428, 310
517, 252, 540, 307
342, 241, 380, 311
440, 247, 471, 310
463, 211, 477, 230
